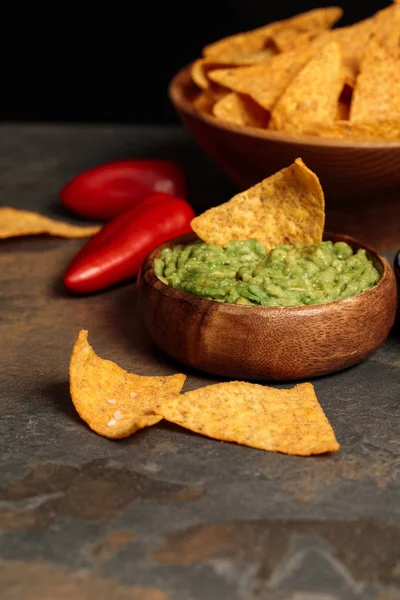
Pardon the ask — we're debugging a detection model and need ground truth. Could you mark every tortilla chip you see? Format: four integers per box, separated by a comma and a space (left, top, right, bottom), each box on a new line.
190, 158, 325, 250
191, 58, 237, 90
271, 29, 321, 53
303, 119, 400, 141
270, 41, 344, 134
372, 3, 400, 54
69, 330, 186, 439
192, 87, 228, 115
208, 44, 318, 112
350, 35, 400, 123
156, 381, 339, 456
192, 91, 218, 115
203, 7, 342, 62
212, 92, 269, 128
0, 207, 101, 239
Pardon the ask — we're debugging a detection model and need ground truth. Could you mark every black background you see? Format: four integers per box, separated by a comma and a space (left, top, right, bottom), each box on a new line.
4, 0, 387, 124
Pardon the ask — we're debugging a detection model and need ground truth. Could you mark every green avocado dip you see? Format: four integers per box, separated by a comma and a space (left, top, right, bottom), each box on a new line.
154, 239, 380, 307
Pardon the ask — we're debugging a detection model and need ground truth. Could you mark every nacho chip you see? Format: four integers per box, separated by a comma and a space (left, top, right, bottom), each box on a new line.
69, 330, 186, 439
270, 41, 344, 134
212, 92, 269, 128
0, 207, 101, 239
192, 87, 228, 115
350, 35, 400, 123
192, 90, 218, 115
191, 58, 234, 90
372, 3, 400, 54
203, 7, 342, 62
156, 381, 339, 456
190, 158, 325, 250
303, 119, 400, 141
271, 28, 321, 53
208, 44, 318, 112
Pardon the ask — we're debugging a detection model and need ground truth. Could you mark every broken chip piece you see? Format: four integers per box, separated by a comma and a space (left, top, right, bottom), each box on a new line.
0, 207, 101, 239
190, 158, 325, 251
155, 381, 339, 456
69, 330, 186, 439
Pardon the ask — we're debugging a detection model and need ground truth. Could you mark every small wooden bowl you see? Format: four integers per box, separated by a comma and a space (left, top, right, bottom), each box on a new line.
168, 64, 400, 201
137, 232, 397, 381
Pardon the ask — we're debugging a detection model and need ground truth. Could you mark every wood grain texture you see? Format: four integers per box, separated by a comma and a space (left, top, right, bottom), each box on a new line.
137, 232, 398, 381
168, 65, 400, 250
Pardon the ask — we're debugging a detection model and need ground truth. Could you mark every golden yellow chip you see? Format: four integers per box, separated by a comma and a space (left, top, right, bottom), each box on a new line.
372, 3, 400, 54
271, 28, 321, 53
190, 158, 325, 250
0, 207, 101, 239
191, 58, 233, 90
350, 35, 400, 123
156, 381, 339, 456
271, 41, 344, 134
208, 44, 318, 112
203, 7, 342, 62
192, 90, 219, 115
314, 16, 374, 75
69, 330, 186, 439
303, 119, 400, 141
212, 92, 269, 128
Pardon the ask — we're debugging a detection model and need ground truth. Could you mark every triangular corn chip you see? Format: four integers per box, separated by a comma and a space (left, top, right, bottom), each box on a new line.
212, 92, 269, 128
208, 44, 318, 112
0, 207, 101, 239
271, 41, 344, 134
69, 330, 186, 439
350, 35, 400, 123
190, 158, 325, 250
156, 381, 340, 456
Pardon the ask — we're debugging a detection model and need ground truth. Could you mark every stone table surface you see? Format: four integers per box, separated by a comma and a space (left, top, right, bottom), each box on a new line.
0, 123, 399, 600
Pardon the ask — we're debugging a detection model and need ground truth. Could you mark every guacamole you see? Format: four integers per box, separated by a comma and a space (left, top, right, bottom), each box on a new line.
154, 239, 380, 307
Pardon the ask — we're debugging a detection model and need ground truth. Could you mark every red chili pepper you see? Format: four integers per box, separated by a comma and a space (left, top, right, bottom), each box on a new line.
63, 192, 195, 294
60, 159, 187, 220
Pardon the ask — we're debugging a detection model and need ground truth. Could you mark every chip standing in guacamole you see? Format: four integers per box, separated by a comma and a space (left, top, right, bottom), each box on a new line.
155, 239, 380, 307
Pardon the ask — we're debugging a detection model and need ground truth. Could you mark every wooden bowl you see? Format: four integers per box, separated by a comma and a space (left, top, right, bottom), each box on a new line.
168, 64, 400, 201
137, 232, 397, 381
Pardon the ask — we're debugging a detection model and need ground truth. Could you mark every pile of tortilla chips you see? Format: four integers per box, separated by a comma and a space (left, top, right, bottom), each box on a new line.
69, 330, 339, 456
189, 3, 400, 141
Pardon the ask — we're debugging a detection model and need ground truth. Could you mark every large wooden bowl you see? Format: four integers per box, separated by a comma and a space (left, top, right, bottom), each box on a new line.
168, 64, 400, 200
137, 232, 397, 381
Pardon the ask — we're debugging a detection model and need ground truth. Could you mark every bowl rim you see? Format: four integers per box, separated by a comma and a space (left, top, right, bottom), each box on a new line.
168, 63, 400, 150
141, 231, 395, 314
